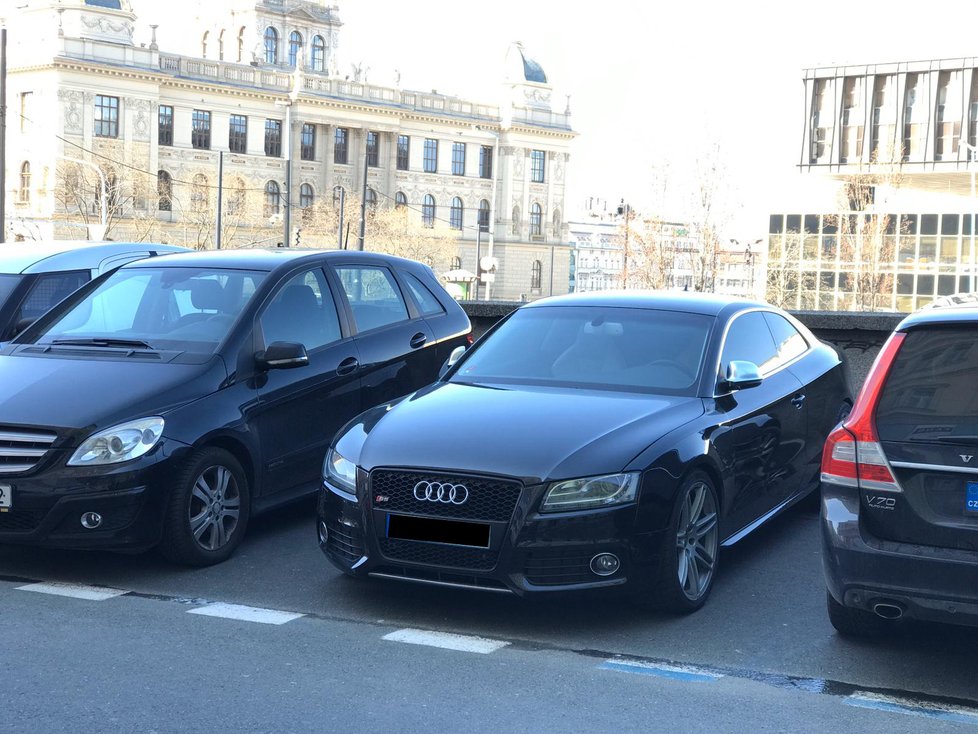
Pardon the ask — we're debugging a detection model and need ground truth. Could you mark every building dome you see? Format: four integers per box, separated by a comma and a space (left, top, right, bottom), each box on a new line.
505, 42, 548, 85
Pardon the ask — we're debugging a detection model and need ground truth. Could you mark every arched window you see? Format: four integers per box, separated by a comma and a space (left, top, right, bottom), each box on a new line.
19, 162, 30, 203
190, 173, 207, 211
451, 256, 462, 270
422, 194, 435, 227
288, 31, 302, 67
264, 27, 278, 64
264, 180, 281, 217
311, 35, 325, 71
237, 27, 246, 63
201, 31, 209, 58
218, 29, 225, 60
531, 260, 542, 289
227, 177, 245, 215
512, 205, 521, 235
300, 183, 314, 209
530, 202, 543, 236
365, 188, 377, 209
395, 191, 407, 209
157, 170, 172, 211
478, 199, 490, 233
449, 197, 463, 230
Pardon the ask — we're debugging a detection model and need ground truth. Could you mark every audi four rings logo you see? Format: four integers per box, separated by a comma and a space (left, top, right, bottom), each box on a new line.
413, 480, 469, 505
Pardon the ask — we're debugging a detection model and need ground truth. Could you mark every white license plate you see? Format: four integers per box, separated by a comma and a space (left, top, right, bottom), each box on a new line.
0, 484, 11, 510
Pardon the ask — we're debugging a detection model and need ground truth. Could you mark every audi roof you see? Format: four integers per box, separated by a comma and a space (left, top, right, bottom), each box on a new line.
522, 290, 766, 316
0, 241, 188, 275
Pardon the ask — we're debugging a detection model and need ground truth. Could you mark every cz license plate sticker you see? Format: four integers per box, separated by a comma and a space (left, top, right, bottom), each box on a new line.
0, 484, 11, 511
966, 482, 978, 514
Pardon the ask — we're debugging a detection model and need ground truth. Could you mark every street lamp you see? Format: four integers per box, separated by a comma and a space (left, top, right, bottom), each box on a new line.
730, 238, 763, 298
617, 199, 631, 289
58, 155, 107, 239
473, 124, 499, 301
960, 137, 978, 293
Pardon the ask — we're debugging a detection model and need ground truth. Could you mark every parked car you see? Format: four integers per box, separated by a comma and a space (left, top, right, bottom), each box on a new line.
822, 305, 978, 635
0, 240, 188, 342
318, 292, 851, 612
0, 249, 470, 566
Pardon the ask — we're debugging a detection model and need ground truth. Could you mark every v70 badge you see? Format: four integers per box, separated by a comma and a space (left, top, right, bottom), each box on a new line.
865, 495, 896, 511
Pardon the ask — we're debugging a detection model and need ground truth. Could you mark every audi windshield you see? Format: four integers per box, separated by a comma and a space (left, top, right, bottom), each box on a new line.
451, 306, 713, 396
24, 266, 268, 354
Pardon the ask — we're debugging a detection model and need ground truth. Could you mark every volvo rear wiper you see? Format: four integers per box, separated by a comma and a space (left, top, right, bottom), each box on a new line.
934, 435, 978, 445
51, 337, 155, 350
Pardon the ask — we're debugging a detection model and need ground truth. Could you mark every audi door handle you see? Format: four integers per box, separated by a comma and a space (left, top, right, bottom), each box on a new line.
336, 356, 359, 376
790, 394, 806, 409
409, 332, 427, 349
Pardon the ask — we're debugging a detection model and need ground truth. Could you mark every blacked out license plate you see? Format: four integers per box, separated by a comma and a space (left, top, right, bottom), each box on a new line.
386, 514, 490, 548
0, 484, 11, 512
966, 482, 978, 514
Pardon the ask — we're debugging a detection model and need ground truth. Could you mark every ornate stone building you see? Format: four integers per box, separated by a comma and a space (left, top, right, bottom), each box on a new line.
2, 0, 576, 301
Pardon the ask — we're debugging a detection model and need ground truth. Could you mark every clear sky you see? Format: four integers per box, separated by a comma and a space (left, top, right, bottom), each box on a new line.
339, 0, 978, 236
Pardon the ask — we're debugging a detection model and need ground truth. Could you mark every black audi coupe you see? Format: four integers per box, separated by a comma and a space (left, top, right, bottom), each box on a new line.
318, 292, 851, 612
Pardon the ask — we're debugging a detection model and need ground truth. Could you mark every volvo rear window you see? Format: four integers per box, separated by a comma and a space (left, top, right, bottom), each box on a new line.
876, 326, 978, 442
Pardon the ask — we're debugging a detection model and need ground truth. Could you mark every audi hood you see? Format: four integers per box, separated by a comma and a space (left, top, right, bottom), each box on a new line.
345, 381, 704, 484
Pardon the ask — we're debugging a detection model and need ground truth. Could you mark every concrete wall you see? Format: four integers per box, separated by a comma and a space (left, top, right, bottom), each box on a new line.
459, 301, 905, 394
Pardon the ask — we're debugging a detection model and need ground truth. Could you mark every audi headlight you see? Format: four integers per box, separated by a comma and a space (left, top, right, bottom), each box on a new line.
324, 447, 357, 493
67, 417, 165, 467
540, 472, 640, 512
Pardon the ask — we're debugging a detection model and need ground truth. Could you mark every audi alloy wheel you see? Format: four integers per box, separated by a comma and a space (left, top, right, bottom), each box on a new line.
675, 479, 719, 602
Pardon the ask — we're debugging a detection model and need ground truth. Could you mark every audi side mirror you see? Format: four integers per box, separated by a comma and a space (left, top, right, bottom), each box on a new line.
439, 345, 467, 379
257, 341, 309, 370
724, 360, 763, 391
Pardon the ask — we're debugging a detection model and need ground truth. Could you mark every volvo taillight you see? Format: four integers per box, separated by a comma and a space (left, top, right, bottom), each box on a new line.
820, 332, 906, 492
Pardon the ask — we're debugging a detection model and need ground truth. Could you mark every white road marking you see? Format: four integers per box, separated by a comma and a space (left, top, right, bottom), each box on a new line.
382, 628, 510, 654
16, 581, 128, 601
187, 602, 305, 625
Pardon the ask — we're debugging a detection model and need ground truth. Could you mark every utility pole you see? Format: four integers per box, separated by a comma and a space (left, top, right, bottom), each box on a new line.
0, 27, 7, 244
358, 130, 368, 250
215, 151, 223, 249
618, 198, 631, 289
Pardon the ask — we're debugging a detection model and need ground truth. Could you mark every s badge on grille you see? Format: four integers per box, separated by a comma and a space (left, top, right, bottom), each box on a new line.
375, 495, 390, 504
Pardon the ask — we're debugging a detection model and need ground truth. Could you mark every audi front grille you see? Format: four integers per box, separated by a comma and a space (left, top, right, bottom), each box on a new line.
369, 469, 522, 523
0, 427, 57, 474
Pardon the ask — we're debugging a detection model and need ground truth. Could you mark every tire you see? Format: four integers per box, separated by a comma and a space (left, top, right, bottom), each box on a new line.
635, 470, 720, 614
159, 447, 251, 567
826, 590, 895, 638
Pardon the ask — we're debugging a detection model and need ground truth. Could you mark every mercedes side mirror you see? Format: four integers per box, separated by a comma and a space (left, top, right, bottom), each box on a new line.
439, 345, 467, 378
257, 341, 309, 370
724, 360, 762, 391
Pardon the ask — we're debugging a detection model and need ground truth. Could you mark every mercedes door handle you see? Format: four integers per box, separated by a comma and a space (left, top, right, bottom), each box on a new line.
790, 394, 806, 409
336, 356, 359, 376
409, 332, 428, 349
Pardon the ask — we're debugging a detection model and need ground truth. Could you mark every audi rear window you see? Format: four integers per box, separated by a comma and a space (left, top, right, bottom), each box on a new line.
876, 326, 978, 443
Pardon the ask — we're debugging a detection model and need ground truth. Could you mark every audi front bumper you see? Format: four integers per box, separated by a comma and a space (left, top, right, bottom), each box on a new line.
316, 477, 663, 596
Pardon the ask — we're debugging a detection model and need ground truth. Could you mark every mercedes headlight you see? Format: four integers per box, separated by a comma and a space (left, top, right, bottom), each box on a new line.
68, 417, 165, 466
324, 447, 357, 493
540, 472, 639, 512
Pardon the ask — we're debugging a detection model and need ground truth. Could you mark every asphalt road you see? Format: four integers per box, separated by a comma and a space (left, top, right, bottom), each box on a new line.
2, 498, 977, 732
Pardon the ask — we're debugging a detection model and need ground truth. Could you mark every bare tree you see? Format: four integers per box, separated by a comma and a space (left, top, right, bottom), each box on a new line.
687, 141, 733, 292
765, 232, 802, 309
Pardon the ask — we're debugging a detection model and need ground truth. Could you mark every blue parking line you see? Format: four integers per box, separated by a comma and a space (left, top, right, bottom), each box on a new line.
599, 660, 721, 683
845, 695, 978, 725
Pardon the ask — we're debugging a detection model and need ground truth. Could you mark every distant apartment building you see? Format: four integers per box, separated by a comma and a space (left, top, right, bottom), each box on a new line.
3, 0, 576, 302
770, 57, 978, 311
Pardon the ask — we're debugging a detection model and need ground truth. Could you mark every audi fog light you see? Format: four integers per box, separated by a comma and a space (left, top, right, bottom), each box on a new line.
541, 472, 639, 512
324, 448, 357, 493
590, 553, 620, 576
68, 417, 165, 466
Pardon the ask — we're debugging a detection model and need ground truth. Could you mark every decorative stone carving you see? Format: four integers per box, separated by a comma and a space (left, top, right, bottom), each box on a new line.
513, 152, 524, 178
58, 90, 84, 135
129, 99, 151, 142
80, 14, 135, 42
524, 88, 551, 105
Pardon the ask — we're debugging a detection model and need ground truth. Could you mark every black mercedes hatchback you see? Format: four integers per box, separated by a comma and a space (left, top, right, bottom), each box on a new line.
822, 305, 978, 635
0, 249, 469, 565
318, 292, 850, 612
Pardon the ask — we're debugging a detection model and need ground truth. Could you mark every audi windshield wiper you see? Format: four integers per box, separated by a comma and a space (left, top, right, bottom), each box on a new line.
51, 337, 155, 350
